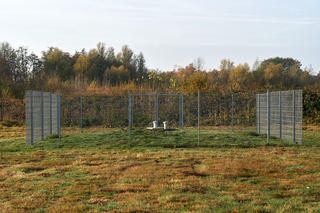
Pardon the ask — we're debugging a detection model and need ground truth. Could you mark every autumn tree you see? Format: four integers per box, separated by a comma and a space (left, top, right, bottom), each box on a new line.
264, 63, 282, 88
257, 57, 303, 89
229, 63, 251, 90
73, 54, 89, 87
104, 65, 130, 86
217, 59, 234, 89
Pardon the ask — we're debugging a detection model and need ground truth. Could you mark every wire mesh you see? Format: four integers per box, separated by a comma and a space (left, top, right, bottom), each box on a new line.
25, 91, 60, 145
26, 90, 302, 146
60, 95, 129, 131
198, 92, 256, 129
256, 90, 302, 144
59, 92, 258, 131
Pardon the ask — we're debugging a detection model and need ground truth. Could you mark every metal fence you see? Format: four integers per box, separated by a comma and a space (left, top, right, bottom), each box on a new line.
128, 94, 184, 128
25, 90, 61, 145
60, 92, 256, 130
126, 91, 257, 145
23, 89, 303, 146
256, 90, 302, 144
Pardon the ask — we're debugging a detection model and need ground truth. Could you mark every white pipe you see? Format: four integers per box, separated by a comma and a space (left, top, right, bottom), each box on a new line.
163, 121, 168, 130
153, 121, 158, 128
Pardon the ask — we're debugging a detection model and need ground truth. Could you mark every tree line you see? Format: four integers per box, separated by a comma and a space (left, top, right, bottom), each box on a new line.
0, 41, 319, 124
0, 42, 148, 99
1, 42, 319, 99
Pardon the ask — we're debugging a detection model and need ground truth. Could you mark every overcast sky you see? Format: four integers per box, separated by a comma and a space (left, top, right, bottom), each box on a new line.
1, 0, 319, 73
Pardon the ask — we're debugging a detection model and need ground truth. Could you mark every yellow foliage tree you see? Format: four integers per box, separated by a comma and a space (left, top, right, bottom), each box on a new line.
264, 63, 282, 88
73, 55, 89, 87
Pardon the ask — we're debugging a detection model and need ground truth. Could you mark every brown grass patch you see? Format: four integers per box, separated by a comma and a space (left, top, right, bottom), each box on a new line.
180, 185, 208, 194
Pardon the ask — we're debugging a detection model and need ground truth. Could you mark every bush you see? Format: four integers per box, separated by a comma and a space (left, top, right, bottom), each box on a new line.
2, 120, 22, 127
45, 134, 59, 139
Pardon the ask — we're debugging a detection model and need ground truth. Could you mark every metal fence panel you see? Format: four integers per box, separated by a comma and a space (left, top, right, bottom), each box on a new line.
43, 92, 51, 138
256, 90, 302, 144
295, 90, 303, 144
33, 91, 42, 143
51, 94, 58, 135
258, 93, 268, 135
270, 91, 280, 138
25, 90, 60, 145
25, 91, 33, 145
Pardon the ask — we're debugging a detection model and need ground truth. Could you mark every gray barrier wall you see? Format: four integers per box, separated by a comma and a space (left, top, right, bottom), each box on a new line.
256, 90, 302, 144
25, 90, 60, 145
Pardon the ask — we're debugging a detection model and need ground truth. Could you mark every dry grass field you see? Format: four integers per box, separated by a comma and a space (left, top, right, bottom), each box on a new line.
0, 126, 319, 212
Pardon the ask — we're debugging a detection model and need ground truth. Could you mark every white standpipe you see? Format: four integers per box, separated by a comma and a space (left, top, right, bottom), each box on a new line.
153, 121, 158, 129
163, 121, 168, 130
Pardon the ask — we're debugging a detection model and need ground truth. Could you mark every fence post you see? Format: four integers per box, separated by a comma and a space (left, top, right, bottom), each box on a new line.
154, 94, 158, 124
41, 92, 44, 140
50, 93, 52, 135
257, 94, 261, 135
0, 98, 2, 122
232, 94, 234, 132
57, 93, 60, 145
292, 90, 296, 143
0, 98, 1, 122
267, 90, 271, 144
279, 91, 282, 139
80, 95, 83, 133
198, 90, 200, 146
179, 95, 184, 129
128, 93, 132, 146
131, 96, 134, 127
30, 91, 34, 145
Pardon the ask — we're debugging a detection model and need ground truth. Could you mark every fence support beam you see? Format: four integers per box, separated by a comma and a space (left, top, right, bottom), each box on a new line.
257, 94, 260, 135
58, 92, 61, 146
198, 90, 200, 146
293, 90, 296, 143
154, 94, 158, 124
31, 91, 34, 145
80, 96, 83, 133
128, 94, 132, 146
267, 90, 271, 144
49, 93, 52, 135
232, 94, 234, 132
179, 95, 184, 129
279, 91, 282, 139
41, 92, 44, 140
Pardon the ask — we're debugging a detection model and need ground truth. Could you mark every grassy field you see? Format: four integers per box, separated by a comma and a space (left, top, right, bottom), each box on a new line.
0, 126, 320, 212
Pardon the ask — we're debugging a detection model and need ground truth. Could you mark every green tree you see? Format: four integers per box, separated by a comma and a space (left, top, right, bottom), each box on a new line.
117, 45, 136, 79
42, 48, 74, 81
86, 43, 109, 85
136, 52, 147, 79
0, 42, 16, 83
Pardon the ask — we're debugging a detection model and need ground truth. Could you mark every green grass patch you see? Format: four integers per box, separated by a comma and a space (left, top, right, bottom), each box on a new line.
0, 127, 319, 212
